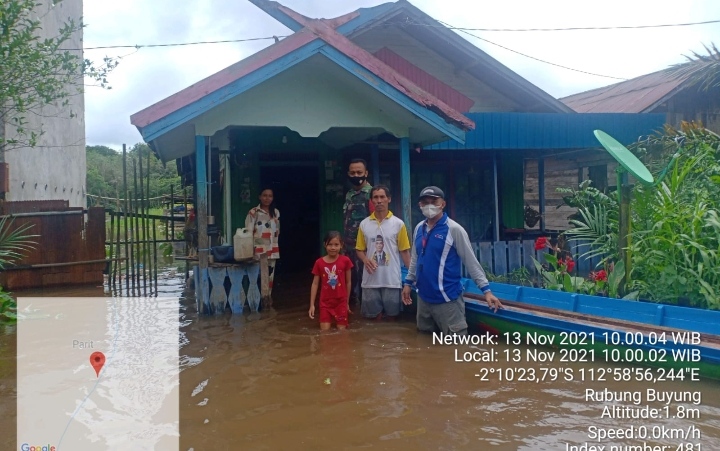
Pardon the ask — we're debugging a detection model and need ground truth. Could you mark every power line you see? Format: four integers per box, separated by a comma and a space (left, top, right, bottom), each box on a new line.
76, 17, 720, 51
74, 27, 628, 81
407, 18, 720, 32
76, 16, 698, 80
74, 35, 289, 51
437, 20, 628, 81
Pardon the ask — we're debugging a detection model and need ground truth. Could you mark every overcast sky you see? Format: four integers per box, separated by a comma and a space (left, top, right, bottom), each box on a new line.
82, 0, 720, 149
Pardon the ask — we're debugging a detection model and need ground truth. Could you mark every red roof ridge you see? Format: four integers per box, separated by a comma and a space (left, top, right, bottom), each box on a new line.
131, 1, 474, 133
278, 3, 474, 130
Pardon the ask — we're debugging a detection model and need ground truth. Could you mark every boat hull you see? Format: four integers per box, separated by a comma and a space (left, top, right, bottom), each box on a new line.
463, 282, 720, 381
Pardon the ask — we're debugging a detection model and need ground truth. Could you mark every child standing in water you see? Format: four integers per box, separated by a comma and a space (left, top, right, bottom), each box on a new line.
309, 231, 354, 330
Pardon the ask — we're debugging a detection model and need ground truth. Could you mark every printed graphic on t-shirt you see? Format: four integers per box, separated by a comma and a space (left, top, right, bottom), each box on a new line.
371, 250, 389, 266
357, 214, 410, 289
325, 265, 339, 289
312, 255, 353, 300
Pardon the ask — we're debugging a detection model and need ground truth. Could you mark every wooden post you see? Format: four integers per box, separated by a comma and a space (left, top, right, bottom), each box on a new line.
123, 145, 130, 294
129, 190, 136, 295
153, 216, 158, 295
371, 144, 380, 186
400, 137, 411, 230
147, 146, 153, 292
109, 211, 116, 289
115, 208, 122, 294
449, 153, 456, 218
133, 159, 141, 295
183, 186, 189, 281
196, 135, 211, 313
138, 148, 147, 296
166, 184, 172, 241
223, 154, 232, 245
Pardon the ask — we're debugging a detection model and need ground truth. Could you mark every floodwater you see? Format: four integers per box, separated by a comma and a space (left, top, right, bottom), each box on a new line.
2, 268, 720, 450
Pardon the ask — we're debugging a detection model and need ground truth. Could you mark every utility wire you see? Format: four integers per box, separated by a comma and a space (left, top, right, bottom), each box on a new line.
76, 35, 288, 51
76, 17, 720, 51
406, 18, 720, 32
75, 28, 627, 80
75, 15, 711, 79
437, 20, 628, 80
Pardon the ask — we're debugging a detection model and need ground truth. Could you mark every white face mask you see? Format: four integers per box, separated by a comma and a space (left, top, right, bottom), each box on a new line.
421, 204, 442, 219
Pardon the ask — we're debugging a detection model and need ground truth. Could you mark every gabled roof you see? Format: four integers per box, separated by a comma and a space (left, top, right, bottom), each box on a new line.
560, 69, 690, 113
131, 0, 474, 143
383, 0, 574, 114
130, 29, 318, 131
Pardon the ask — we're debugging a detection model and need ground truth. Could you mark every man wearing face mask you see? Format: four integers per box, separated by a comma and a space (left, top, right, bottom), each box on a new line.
402, 186, 503, 335
343, 158, 374, 304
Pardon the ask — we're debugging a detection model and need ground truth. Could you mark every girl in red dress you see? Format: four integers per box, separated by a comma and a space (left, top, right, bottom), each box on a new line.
309, 231, 353, 330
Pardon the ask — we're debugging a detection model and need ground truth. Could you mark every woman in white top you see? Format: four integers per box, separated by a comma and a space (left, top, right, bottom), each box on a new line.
244, 188, 280, 294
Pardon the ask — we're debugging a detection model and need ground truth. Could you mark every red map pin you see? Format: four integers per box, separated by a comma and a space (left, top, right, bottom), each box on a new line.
90, 351, 106, 377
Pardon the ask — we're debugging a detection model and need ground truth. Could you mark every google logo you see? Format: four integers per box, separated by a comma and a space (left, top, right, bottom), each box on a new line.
20, 444, 56, 451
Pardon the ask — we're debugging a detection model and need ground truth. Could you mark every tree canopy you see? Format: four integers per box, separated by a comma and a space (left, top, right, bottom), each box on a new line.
86, 144, 186, 209
0, 0, 116, 150
668, 43, 720, 91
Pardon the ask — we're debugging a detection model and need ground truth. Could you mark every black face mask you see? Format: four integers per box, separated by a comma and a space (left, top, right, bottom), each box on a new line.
348, 175, 366, 186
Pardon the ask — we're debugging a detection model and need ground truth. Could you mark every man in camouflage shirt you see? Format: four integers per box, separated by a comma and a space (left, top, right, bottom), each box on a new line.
343, 158, 374, 304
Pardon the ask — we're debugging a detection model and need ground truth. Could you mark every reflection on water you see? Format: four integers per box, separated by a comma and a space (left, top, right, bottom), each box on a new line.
2, 268, 720, 450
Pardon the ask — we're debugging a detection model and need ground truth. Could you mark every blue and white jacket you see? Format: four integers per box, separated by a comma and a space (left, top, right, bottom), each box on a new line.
404, 213, 491, 304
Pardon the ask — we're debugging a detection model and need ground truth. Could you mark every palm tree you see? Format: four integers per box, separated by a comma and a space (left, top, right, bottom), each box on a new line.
0, 217, 36, 322
667, 43, 720, 91
0, 217, 36, 270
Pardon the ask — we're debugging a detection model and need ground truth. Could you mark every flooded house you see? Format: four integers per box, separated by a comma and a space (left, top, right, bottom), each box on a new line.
130, 0, 664, 309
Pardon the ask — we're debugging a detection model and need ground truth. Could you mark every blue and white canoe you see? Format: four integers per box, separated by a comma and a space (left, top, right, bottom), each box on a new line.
461, 282, 720, 381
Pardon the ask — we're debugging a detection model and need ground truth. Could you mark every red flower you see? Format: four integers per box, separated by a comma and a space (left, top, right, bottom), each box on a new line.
593, 269, 607, 282
535, 237, 549, 251
559, 257, 575, 273
566, 258, 575, 273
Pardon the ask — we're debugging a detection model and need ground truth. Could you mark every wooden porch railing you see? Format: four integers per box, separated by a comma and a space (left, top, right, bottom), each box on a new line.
466, 239, 603, 278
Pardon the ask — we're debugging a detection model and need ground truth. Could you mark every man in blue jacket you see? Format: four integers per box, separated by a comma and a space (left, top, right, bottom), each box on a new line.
401, 186, 503, 335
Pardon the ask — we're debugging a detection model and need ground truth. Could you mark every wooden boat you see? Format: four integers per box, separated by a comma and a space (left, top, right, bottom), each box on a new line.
462, 281, 720, 381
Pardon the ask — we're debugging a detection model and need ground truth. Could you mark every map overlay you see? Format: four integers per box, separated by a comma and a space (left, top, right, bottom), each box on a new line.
17, 297, 179, 450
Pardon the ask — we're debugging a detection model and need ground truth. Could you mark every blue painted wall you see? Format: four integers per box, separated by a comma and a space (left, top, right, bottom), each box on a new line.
428, 113, 666, 150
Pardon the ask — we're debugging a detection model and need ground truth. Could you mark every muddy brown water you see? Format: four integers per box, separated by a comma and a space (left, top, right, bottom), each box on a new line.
2, 270, 720, 450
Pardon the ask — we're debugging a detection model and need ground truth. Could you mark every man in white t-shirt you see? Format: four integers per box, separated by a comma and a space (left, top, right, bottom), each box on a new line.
356, 185, 411, 320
